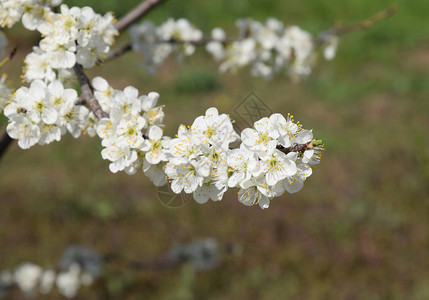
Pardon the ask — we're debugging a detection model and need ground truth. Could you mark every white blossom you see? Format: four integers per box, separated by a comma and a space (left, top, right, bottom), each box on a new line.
92, 76, 115, 113
39, 270, 56, 294
130, 18, 203, 73
143, 160, 168, 186
259, 150, 297, 186
227, 145, 260, 188
56, 263, 81, 299
141, 125, 168, 164
238, 186, 271, 209
241, 117, 279, 158
6, 115, 41, 149
193, 181, 225, 204
23, 47, 56, 82
14, 263, 43, 295
190, 107, 239, 150
5, 79, 89, 148
323, 35, 339, 60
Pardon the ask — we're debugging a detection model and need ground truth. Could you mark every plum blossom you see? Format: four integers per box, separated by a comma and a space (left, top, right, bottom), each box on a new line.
14, 263, 43, 295
190, 107, 239, 150
241, 117, 279, 158
141, 125, 168, 164
130, 18, 203, 74
4, 79, 90, 148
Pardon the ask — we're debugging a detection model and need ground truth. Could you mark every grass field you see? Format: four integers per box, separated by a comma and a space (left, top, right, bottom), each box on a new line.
1, 0, 429, 298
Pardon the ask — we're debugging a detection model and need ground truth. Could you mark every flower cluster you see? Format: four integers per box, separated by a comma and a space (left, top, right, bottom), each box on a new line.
1, 3, 120, 149
130, 17, 338, 79
93, 77, 166, 176
130, 18, 203, 74
164, 107, 240, 203
92, 79, 323, 209
0, 262, 94, 298
4, 3, 117, 84
4, 79, 90, 149
34, 4, 118, 69
0, 2, 325, 209
0, 0, 62, 29
163, 109, 323, 209
209, 19, 316, 79
237, 114, 323, 208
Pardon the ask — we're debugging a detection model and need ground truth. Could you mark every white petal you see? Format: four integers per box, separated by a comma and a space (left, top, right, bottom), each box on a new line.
171, 179, 184, 194
42, 108, 58, 124
124, 86, 139, 99
92, 76, 109, 91
295, 129, 313, 144
193, 187, 210, 204
148, 125, 162, 140
284, 179, 304, 194
258, 196, 270, 209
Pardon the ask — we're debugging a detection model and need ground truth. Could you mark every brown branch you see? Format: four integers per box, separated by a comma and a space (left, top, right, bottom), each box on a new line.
316, 5, 397, 44
0, 131, 13, 161
75, 94, 86, 105
104, 37, 239, 63
73, 64, 109, 119
162, 37, 239, 46
104, 43, 133, 63
276, 143, 310, 155
115, 0, 169, 32
276, 140, 323, 155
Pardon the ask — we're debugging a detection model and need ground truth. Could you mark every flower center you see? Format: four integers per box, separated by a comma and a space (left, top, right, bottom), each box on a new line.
268, 157, 279, 170
54, 96, 63, 106
35, 101, 45, 113
150, 140, 162, 152
204, 126, 216, 138
258, 132, 272, 145
126, 127, 136, 136
64, 111, 75, 120
187, 164, 196, 175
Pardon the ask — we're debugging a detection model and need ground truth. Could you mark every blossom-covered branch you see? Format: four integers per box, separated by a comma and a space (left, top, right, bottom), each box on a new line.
0, 1, 344, 208
106, 6, 396, 79
90, 77, 324, 209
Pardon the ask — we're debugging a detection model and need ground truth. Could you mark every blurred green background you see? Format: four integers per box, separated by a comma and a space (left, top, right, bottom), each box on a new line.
1, 0, 429, 298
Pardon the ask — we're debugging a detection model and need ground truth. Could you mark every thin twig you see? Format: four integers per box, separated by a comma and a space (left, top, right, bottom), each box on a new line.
162, 37, 239, 46
276, 143, 311, 155
104, 37, 238, 63
0, 131, 13, 161
115, 0, 169, 32
333, 5, 397, 36
104, 43, 133, 63
317, 5, 397, 44
276, 139, 323, 155
73, 64, 109, 119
